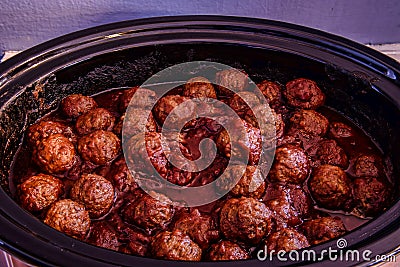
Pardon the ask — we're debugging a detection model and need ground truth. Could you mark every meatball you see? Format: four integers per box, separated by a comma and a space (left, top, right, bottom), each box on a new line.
18, 174, 63, 212
123, 192, 174, 232
228, 92, 261, 116
183, 76, 217, 99
269, 144, 310, 184
70, 174, 114, 218
265, 228, 309, 252
307, 139, 349, 168
220, 197, 272, 244
329, 121, 354, 139
215, 68, 248, 95
78, 130, 121, 165
152, 95, 196, 127
75, 108, 115, 135
44, 199, 90, 239
301, 217, 346, 245
257, 80, 282, 107
122, 226, 151, 256
207, 240, 250, 261
26, 120, 76, 147
114, 109, 157, 138
61, 94, 97, 118
284, 78, 325, 109
172, 209, 220, 249
119, 87, 157, 112
33, 134, 76, 174
150, 230, 202, 261
309, 164, 352, 210
353, 177, 392, 217
265, 197, 301, 228
353, 154, 382, 178
107, 156, 138, 192
216, 119, 262, 165
289, 109, 329, 138
87, 221, 119, 251
216, 165, 266, 199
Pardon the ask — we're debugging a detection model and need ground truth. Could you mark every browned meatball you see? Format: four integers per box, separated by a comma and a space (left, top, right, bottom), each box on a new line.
61, 94, 98, 118
172, 209, 220, 249
265, 228, 309, 252
309, 165, 352, 210
289, 109, 329, 138
301, 217, 346, 245
284, 78, 325, 109
78, 130, 121, 165
119, 87, 157, 112
114, 109, 157, 138
183, 76, 217, 99
307, 139, 349, 168
207, 240, 250, 261
44, 199, 90, 239
353, 177, 392, 217
123, 192, 174, 232
329, 122, 354, 139
149, 230, 202, 261
216, 165, 266, 199
75, 108, 115, 135
33, 134, 77, 174
265, 197, 301, 229
353, 154, 382, 178
215, 69, 248, 95
257, 80, 282, 107
107, 156, 138, 192
269, 144, 310, 184
122, 226, 151, 256
220, 197, 272, 244
26, 120, 76, 147
70, 174, 114, 218
18, 174, 63, 212
87, 221, 119, 251
152, 95, 196, 127
216, 119, 262, 165
228, 92, 261, 116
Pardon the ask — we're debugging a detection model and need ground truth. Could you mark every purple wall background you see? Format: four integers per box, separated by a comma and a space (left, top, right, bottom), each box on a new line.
0, 0, 399, 51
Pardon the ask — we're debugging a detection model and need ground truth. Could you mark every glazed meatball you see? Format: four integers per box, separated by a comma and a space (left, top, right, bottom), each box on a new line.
119, 87, 157, 112
78, 130, 121, 165
44, 199, 90, 239
265, 197, 301, 228
215, 68, 248, 95
353, 154, 382, 178
257, 80, 282, 107
183, 76, 217, 99
26, 120, 76, 147
220, 197, 272, 244
172, 209, 220, 249
265, 228, 309, 252
33, 134, 76, 174
216, 165, 266, 199
207, 240, 250, 261
123, 192, 174, 232
18, 174, 63, 212
284, 78, 325, 109
216, 119, 262, 165
114, 108, 157, 138
70, 174, 114, 218
149, 230, 202, 261
307, 139, 349, 168
329, 122, 354, 139
289, 109, 329, 138
87, 221, 119, 251
309, 164, 352, 210
75, 108, 115, 135
61, 94, 97, 118
353, 177, 392, 217
122, 226, 151, 256
228, 92, 261, 116
152, 95, 196, 127
107, 156, 138, 192
301, 217, 346, 245
269, 144, 310, 184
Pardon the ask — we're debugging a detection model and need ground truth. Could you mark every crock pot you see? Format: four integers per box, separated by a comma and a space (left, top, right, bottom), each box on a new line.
0, 16, 399, 267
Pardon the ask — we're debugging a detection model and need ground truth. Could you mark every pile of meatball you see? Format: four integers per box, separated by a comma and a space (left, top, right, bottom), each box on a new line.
15, 68, 393, 261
